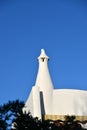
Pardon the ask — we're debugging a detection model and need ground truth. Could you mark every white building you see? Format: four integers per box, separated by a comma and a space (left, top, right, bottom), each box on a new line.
24, 49, 87, 121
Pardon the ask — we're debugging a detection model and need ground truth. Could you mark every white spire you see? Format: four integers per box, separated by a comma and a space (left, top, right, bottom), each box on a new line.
35, 49, 54, 91
38, 49, 49, 60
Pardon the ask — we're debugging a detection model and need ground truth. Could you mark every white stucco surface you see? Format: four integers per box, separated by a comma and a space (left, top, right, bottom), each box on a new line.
24, 88, 34, 115
32, 86, 41, 118
24, 86, 41, 119
52, 89, 87, 116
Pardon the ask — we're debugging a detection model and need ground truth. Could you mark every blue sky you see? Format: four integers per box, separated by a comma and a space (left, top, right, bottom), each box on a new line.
0, 0, 87, 104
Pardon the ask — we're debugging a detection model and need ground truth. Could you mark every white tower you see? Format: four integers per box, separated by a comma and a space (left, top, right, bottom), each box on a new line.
24, 49, 54, 118
35, 49, 54, 91
35, 49, 54, 115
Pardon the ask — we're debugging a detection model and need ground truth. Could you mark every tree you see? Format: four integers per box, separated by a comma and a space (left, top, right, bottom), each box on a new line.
0, 100, 41, 130
64, 115, 82, 130
11, 111, 41, 130
0, 100, 24, 130
64, 115, 76, 123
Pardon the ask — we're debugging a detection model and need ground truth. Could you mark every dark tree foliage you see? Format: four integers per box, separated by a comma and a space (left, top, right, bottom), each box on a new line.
0, 100, 24, 130
64, 115, 76, 122
11, 111, 41, 130
63, 115, 83, 130
0, 100, 41, 130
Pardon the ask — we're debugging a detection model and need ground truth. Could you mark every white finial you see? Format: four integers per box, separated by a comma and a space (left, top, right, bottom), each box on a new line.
38, 49, 49, 60
41, 49, 45, 54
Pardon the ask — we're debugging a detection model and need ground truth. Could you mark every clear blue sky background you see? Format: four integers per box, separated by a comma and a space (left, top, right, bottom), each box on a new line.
0, 0, 87, 105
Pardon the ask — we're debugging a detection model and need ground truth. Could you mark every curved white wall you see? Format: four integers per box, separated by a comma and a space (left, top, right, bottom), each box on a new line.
52, 89, 87, 116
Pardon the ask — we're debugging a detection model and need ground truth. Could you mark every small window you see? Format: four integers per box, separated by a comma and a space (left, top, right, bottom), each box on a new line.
42, 58, 45, 62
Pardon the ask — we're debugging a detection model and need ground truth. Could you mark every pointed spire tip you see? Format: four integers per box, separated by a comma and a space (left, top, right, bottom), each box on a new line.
38, 49, 49, 60
41, 49, 45, 54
